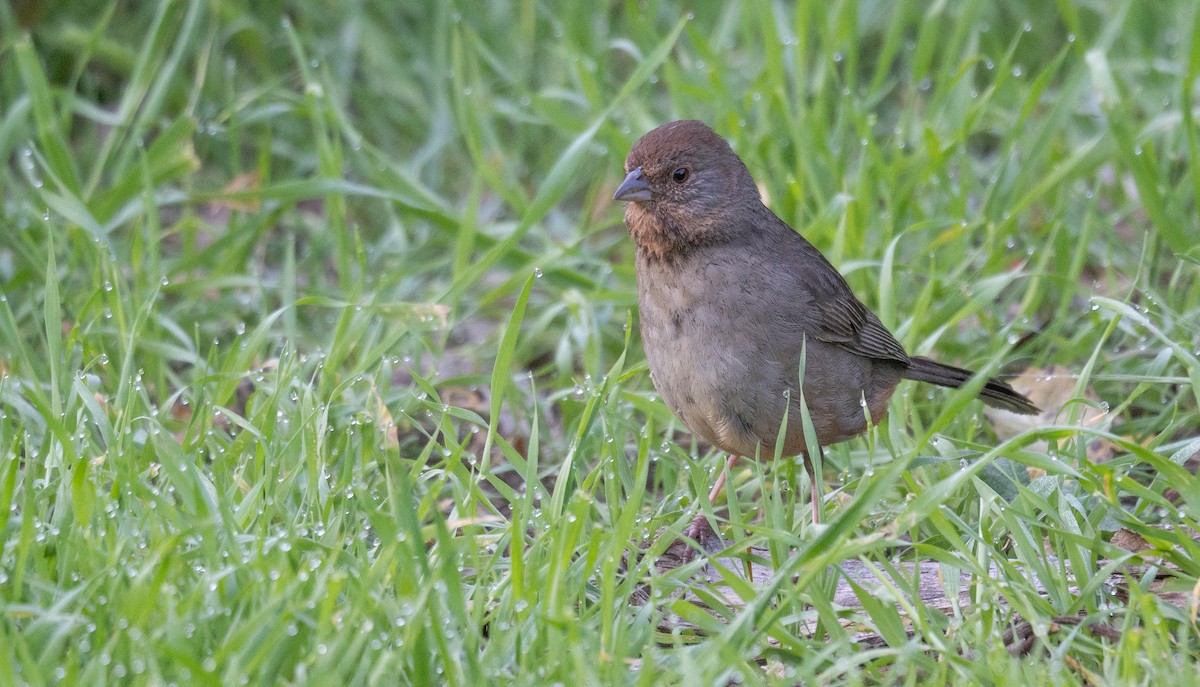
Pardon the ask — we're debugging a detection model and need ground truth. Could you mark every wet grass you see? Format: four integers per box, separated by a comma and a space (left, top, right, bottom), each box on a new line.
1, 1, 1199, 684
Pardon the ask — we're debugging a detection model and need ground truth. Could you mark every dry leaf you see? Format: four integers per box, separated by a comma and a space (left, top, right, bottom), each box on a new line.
985, 364, 1118, 471
1110, 527, 1152, 553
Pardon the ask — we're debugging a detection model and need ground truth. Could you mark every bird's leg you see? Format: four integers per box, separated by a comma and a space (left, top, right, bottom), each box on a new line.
804, 446, 823, 525
685, 453, 740, 542
708, 453, 739, 504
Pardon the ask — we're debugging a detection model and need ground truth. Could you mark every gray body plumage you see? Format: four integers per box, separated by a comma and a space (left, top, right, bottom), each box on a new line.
636, 205, 905, 458
619, 119, 1038, 466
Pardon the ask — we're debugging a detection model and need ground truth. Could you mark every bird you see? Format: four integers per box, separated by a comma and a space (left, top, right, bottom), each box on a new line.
612, 120, 1039, 536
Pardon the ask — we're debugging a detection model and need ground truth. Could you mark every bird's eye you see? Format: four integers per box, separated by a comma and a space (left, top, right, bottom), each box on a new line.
672, 167, 689, 183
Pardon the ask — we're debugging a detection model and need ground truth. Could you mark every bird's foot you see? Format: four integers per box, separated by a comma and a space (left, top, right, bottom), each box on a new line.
682, 513, 726, 553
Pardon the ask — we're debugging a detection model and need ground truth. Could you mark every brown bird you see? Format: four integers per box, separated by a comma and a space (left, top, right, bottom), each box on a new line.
613, 120, 1038, 534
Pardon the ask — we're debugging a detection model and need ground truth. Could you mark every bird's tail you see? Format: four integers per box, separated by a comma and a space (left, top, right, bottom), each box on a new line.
903, 356, 1040, 415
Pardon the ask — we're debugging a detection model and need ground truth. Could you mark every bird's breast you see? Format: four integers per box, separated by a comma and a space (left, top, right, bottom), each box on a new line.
635, 251, 775, 456
634, 244, 885, 456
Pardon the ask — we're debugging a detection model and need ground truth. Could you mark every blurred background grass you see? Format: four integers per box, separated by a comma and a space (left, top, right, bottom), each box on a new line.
1, 0, 1199, 684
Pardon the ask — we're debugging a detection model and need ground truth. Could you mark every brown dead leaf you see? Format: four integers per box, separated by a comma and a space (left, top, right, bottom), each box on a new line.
218, 172, 262, 213
985, 365, 1119, 471
373, 385, 399, 450
1110, 527, 1153, 553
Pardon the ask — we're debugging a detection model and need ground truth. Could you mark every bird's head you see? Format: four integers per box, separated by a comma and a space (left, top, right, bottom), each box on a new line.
613, 120, 759, 259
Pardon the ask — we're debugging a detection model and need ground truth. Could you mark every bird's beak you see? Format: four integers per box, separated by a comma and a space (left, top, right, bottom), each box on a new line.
612, 167, 653, 202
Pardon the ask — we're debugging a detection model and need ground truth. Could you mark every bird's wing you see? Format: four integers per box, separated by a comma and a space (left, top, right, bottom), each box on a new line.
785, 233, 911, 365
736, 211, 911, 365
812, 289, 910, 364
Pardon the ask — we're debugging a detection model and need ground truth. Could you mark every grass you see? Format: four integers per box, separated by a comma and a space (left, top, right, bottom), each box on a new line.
1, 0, 1199, 684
